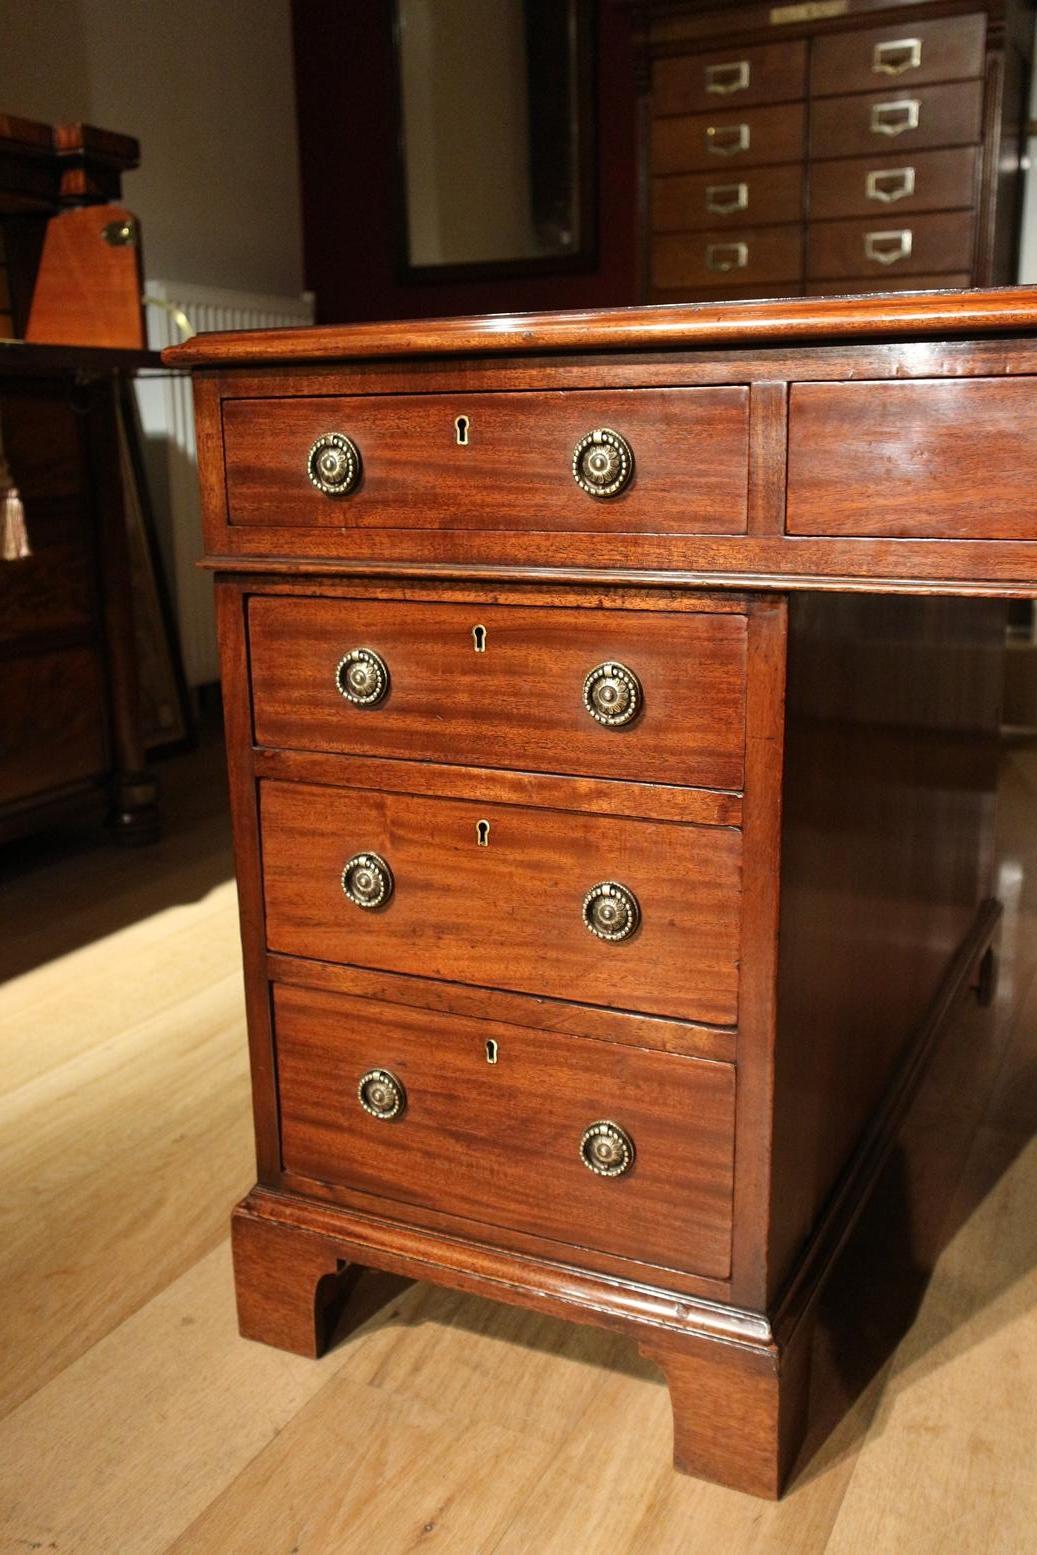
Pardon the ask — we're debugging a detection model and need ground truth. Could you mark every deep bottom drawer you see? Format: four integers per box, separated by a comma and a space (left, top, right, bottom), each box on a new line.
275, 981, 736, 1279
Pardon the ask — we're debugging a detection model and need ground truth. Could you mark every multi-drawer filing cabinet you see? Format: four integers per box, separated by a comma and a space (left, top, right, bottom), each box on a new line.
166, 287, 1037, 1496
634, 0, 1034, 301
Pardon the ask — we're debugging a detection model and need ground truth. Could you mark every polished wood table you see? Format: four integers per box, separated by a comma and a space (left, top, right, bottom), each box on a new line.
165, 287, 1033, 1497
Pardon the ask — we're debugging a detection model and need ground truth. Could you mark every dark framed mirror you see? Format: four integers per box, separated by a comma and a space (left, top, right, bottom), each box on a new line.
395, 0, 597, 282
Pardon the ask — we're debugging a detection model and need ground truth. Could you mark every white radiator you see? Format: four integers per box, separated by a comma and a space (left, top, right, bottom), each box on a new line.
135, 281, 315, 687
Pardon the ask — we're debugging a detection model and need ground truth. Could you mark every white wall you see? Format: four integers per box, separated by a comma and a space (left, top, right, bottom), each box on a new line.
0, 0, 304, 295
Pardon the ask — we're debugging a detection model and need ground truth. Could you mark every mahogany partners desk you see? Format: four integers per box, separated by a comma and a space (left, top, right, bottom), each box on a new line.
165, 289, 1035, 1498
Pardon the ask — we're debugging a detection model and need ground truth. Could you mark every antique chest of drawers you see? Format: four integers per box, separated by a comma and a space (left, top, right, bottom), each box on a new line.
165, 287, 1037, 1496
636, 0, 1034, 302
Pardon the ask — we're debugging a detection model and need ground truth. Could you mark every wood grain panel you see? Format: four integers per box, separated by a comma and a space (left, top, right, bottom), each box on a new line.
652, 103, 806, 175
222, 388, 749, 536
652, 225, 803, 290
807, 146, 979, 221
809, 81, 984, 161
274, 982, 736, 1278
787, 377, 1037, 539
260, 779, 742, 1024
653, 40, 807, 116
810, 13, 986, 98
0, 647, 106, 805
249, 594, 748, 791
806, 210, 975, 279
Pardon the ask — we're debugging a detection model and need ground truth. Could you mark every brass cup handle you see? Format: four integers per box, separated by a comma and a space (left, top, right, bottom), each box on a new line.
583, 662, 643, 727
706, 181, 748, 216
706, 240, 748, 274
873, 37, 922, 76
866, 166, 915, 203
583, 880, 641, 942
870, 99, 919, 137
705, 60, 750, 95
705, 122, 750, 157
336, 647, 389, 707
307, 431, 362, 495
572, 427, 634, 498
358, 1068, 406, 1120
865, 228, 913, 266
342, 852, 394, 909
581, 1120, 635, 1177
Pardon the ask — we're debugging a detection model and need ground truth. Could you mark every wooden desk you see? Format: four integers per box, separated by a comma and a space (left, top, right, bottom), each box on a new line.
165, 286, 1032, 1497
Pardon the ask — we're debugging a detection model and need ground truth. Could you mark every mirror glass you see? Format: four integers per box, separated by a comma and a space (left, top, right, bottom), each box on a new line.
396, 0, 594, 275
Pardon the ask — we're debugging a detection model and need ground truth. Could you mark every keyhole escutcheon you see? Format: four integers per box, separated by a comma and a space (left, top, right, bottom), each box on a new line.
476, 819, 490, 847
486, 1039, 499, 1064
455, 415, 470, 446
472, 624, 487, 652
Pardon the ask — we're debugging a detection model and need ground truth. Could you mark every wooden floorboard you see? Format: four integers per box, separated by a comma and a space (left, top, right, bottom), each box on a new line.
0, 724, 1034, 1554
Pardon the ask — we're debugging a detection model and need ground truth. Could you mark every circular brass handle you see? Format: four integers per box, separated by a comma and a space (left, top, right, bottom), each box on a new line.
308, 432, 362, 496
581, 1120, 635, 1177
342, 852, 394, 909
583, 880, 641, 942
583, 661, 643, 727
572, 427, 634, 499
358, 1068, 406, 1120
336, 647, 389, 707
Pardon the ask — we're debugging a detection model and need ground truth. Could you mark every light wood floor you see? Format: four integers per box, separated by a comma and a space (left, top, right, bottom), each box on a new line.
1, 727, 1035, 1555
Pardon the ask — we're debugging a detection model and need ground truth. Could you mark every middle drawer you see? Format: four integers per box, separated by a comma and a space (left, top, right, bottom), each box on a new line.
260, 779, 742, 1024
249, 596, 748, 791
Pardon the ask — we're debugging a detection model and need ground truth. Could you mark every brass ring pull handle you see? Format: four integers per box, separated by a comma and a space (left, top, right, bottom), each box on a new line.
583, 662, 643, 727
342, 852, 394, 909
358, 1068, 406, 1120
581, 1120, 635, 1177
572, 428, 634, 499
582, 880, 641, 942
307, 432, 362, 495
336, 647, 389, 707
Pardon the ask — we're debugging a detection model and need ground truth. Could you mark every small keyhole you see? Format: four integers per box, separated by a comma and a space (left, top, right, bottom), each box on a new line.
455, 415, 470, 446
472, 624, 487, 652
476, 819, 490, 846
486, 1039, 498, 1064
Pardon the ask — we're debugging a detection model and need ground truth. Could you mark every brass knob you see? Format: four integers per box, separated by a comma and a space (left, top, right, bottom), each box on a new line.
358, 1068, 406, 1120
307, 432, 362, 495
572, 428, 634, 499
582, 880, 641, 942
342, 852, 394, 909
580, 1120, 635, 1177
583, 662, 642, 727
336, 647, 389, 707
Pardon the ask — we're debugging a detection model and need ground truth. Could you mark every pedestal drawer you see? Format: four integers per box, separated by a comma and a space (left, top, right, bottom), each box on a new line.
809, 13, 986, 98
249, 596, 748, 792
809, 81, 983, 161
260, 779, 742, 1025
652, 102, 806, 175
274, 981, 736, 1279
806, 211, 974, 280
807, 147, 979, 222
653, 39, 807, 116
652, 225, 803, 291
652, 164, 803, 233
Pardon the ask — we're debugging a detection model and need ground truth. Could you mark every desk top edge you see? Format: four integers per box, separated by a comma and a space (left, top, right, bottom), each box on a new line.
163, 287, 1037, 369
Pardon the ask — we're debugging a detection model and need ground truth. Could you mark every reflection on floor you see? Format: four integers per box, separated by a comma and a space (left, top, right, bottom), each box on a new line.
0, 726, 1034, 1554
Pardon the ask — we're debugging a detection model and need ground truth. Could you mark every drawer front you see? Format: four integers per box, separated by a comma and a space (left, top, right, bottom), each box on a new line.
806, 210, 974, 280
249, 597, 748, 791
261, 780, 742, 1025
807, 146, 979, 222
653, 40, 807, 116
0, 647, 106, 806
652, 102, 806, 175
222, 388, 749, 536
274, 982, 736, 1278
787, 378, 1037, 540
809, 275, 970, 295
810, 14, 986, 98
652, 164, 803, 233
652, 224, 802, 290
809, 81, 983, 161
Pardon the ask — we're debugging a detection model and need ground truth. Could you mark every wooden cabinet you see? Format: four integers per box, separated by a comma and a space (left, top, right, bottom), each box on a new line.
167, 286, 1035, 1498
635, 0, 1033, 301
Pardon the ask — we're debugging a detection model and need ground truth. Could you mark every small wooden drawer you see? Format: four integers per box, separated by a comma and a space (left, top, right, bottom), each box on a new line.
249, 596, 748, 791
806, 210, 975, 279
652, 225, 802, 291
807, 146, 979, 222
810, 14, 986, 99
652, 102, 806, 176
260, 779, 742, 1025
221, 388, 749, 537
652, 164, 803, 233
787, 377, 1037, 540
653, 40, 807, 116
274, 981, 736, 1279
809, 81, 983, 162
